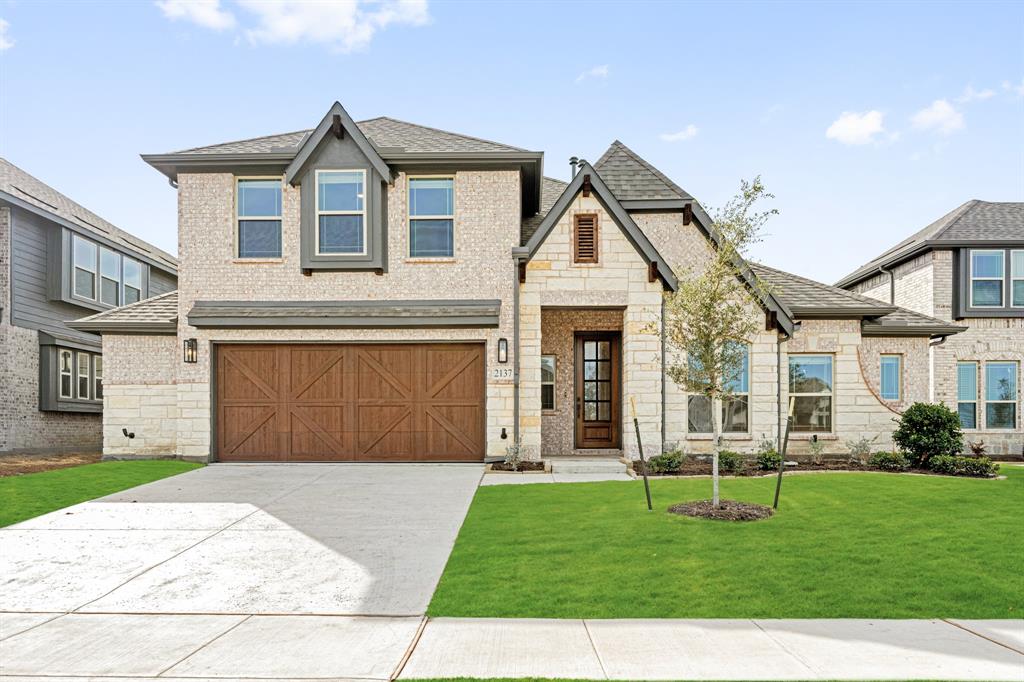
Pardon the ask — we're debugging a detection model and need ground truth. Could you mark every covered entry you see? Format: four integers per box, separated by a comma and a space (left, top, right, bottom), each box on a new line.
215, 343, 485, 462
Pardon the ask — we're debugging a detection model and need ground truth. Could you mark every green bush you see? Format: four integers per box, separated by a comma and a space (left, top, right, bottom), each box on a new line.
756, 449, 782, 471
716, 450, 742, 472
647, 450, 684, 474
892, 403, 963, 468
929, 455, 999, 478
869, 451, 910, 472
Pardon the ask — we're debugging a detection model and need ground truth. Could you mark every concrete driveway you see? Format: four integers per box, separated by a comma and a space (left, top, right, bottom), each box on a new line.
1, 463, 483, 616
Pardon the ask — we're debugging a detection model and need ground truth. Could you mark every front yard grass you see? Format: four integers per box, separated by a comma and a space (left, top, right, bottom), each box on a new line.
429, 468, 1023, 619
0, 460, 203, 527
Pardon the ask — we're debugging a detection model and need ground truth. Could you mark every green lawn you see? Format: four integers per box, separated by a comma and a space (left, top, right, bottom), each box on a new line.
429, 468, 1024, 619
0, 460, 203, 527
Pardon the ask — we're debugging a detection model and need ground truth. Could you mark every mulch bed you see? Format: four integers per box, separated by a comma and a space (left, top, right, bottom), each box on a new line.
668, 499, 775, 521
489, 461, 546, 472
635, 460, 871, 477
0, 452, 102, 477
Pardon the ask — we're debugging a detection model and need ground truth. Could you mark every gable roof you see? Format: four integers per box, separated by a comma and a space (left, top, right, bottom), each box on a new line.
0, 158, 178, 273
836, 200, 1024, 288
68, 290, 178, 334
284, 102, 390, 184
518, 162, 678, 290
521, 176, 569, 245
593, 140, 693, 202
752, 263, 965, 337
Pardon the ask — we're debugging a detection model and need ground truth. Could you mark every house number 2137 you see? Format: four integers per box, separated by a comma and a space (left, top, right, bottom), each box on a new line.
491, 368, 513, 379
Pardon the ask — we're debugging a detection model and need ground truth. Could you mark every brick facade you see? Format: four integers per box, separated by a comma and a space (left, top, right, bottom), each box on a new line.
101, 335, 178, 458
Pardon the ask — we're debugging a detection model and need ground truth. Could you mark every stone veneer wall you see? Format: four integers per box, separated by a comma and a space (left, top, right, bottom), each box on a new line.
101, 335, 179, 458
174, 170, 519, 460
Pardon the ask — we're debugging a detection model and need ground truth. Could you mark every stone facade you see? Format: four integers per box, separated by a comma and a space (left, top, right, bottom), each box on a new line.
101, 335, 178, 458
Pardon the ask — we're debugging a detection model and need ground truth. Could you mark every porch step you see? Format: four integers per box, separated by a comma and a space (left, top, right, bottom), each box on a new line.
547, 458, 630, 475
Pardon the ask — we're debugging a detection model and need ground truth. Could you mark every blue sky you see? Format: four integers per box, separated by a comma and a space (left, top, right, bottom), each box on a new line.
1, 0, 1021, 283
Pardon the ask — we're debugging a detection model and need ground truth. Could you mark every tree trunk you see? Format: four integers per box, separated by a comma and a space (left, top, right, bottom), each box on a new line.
711, 395, 721, 507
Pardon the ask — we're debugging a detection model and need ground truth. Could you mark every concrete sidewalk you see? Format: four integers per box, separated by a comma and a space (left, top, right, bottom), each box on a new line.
2, 613, 1021, 681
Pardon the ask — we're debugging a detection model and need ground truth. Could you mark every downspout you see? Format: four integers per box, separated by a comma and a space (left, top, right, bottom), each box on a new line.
878, 265, 894, 304
660, 293, 666, 453
512, 254, 521, 444
927, 334, 949, 403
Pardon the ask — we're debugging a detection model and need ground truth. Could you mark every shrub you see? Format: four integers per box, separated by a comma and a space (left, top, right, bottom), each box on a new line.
808, 438, 826, 465
756, 449, 782, 471
647, 450, 684, 474
930, 455, 999, 478
716, 450, 742, 472
869, 451, 910, 472
845, 436, 876, 465
503, 440, 524, 472
892, 403, 963, 468
968, 440, 987, 455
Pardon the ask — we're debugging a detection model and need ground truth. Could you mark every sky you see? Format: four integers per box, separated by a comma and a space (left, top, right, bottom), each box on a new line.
0, 0, 1021, 284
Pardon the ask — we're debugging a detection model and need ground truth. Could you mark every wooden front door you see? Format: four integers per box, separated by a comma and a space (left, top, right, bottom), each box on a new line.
574, 333, 621, 449
216, 343, 485, 462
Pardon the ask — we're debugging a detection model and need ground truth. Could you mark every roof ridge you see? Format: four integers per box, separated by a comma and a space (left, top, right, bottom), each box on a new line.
173, 129, 312, 154
362, 115, 528, 152
594, 139, 690, 199
76, 289, 178, 323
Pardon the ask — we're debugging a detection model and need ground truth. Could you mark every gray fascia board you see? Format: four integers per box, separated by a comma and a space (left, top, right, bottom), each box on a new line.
835, 239, 1024, 289
520, 162, 678, 291
38, 330, 101, 351
0, 192, 179, 276
188, 315, 499, 329
187, 299, 501, 329
790, 305, 898, 318
66, 320, 177, 334
861, 323, 967, 338
284, 102, 392, 184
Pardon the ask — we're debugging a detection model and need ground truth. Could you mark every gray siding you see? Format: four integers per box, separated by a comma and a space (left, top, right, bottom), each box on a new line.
150, 267, 177, 296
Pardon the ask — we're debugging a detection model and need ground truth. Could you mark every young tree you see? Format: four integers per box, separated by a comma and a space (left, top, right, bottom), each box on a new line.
663, 177, 777, 506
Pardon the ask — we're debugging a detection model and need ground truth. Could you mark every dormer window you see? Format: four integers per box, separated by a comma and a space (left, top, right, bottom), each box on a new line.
236, 178, 282, 259
316, 170, 366, 255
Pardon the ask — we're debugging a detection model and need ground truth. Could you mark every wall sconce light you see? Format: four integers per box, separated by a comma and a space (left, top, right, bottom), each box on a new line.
497, 338, 508, 364
183, 338, 198, 364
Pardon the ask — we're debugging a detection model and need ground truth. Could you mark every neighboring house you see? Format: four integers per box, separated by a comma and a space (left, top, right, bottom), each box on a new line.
837, 201, 1024, 455
71, 101, 964, 463
0, 159, 178, 454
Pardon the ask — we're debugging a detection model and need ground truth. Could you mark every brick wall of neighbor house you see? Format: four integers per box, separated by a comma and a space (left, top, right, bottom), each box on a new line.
849, 252, 936, 316
933, 319, 1024, 455
101, 335, 178, 458
520, 194, 665, 459
173, 170, 520, 460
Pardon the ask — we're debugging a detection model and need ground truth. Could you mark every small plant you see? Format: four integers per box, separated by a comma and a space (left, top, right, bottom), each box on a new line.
503, 440, 524, 472
808, 438, 826, 466
717, 450, 742, 473
755, 435, 777, 457
968, 440, 987, 456
647, 450, 685, 474
869, 451, 910, 471
756, 448, 782, 471
845, 436, 876, 465
892, 402, 964, 468
929, 455, 999, 478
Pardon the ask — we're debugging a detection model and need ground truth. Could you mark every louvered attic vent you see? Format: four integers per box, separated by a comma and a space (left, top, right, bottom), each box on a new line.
574, 213, 598, 263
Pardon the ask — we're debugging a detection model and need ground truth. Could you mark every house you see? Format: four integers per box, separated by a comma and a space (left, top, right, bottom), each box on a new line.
70, 101, 966, 463
0, 159, 178, 454
837, 201, 1024, 456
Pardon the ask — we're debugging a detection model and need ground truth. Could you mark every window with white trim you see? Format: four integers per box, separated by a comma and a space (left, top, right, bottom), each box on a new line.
970, 249, 1004, 307
73, 235, 97, 300
94, 356, 103, 401
408, 177, 454, 258
316, 170, 365, 255
985, 362, 1018, 430
789, 355, 834, 432
687, 344, 750, 433
76, 351, 91, 400
880, 354, 901, 401
59, 349, 73, 399
1012, 250, 1024, 308
957, 361, 977, 429
236, 178, 282, 258
541, 355, 556, 411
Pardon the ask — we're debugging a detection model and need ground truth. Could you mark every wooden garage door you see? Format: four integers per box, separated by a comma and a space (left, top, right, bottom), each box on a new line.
216, 343, 485, 462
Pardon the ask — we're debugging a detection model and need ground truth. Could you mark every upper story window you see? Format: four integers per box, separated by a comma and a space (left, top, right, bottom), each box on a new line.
100, 247, 120, 306
789, 354, 833, 432
123, 257, 142, 304
237, 178, 282, 259
970, 249, 1004, 307
1012, 250, 1024, 307
880, 354, 902, 401
573, 213, 598, 264
73, 235, 97, 299
316, 170, 366, 255
72, 234, 145, 307
408, 177, 454, 258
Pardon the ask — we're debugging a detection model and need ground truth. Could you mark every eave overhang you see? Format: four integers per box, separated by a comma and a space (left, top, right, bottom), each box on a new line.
187, 299, 502, 329
835, 239, 1024, 289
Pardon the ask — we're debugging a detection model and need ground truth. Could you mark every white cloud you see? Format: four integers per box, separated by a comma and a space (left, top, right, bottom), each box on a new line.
0, 18, 13, 50
575, 64, 609, 83
825, 110, 885, 145
911, 99, 964, 135
956, 85, 995, 103
238, 0, 428, 52
155, 0, 236, 31
660, 124, 699, 142
1002, 78, 1024, 97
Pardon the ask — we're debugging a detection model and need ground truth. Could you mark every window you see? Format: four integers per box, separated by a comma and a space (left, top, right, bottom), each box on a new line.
314, 170, 365, 255
687, 344, 750, 433
985, 362, 1018, 430
59, 349, 73, 399
76, 352, 91, 400
123, 257, 142, 304
94, 356, 103, 401
541, 355, 556, 411
789, 355, 833, 432
970, 249, 1004, 307
237, 178, 282, 258
409, 177, 454, 258
573, 213, 598, 263
957, 361, 978, 429
73, 235, 97, 299
1012, 250, 1024, 308
99, 247, 120, 306
880, 355, 902, 401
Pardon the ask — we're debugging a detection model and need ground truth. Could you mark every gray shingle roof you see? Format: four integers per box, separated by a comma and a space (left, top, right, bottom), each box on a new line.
521, 176, 569, 245
836, 200, 1024, 287
0, 158, 178, 271
593, 140, 692, 201
68, 291, 178, 333
173, 117, 526, 156
752, 263, 964, 336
